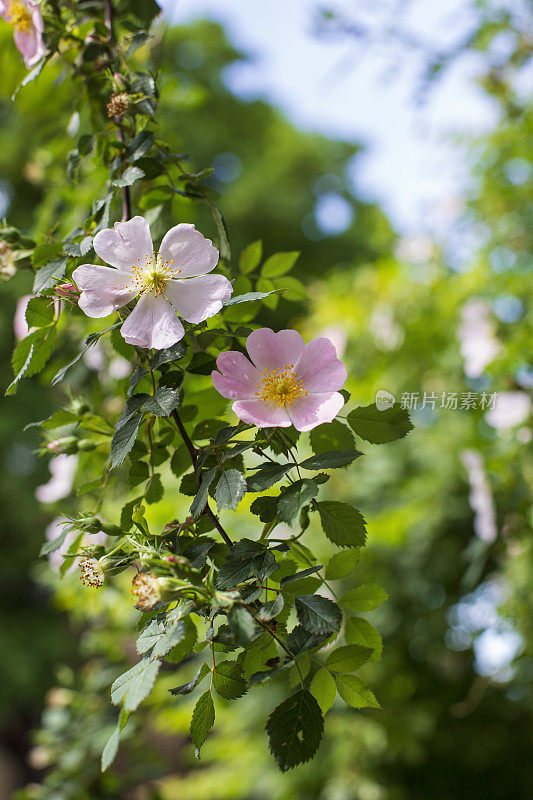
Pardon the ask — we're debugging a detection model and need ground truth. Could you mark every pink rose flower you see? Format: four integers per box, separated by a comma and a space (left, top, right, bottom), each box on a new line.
212, 327, 347, 431
0, 0, 46, 68
72, 216, 232, 350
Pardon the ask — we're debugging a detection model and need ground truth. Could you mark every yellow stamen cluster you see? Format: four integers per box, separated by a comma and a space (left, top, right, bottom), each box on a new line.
255, 364, 307, 407
127, 253, 178, 297
79, 557, 105, 588
7, 0, 32, 32
131, 572, 161, 611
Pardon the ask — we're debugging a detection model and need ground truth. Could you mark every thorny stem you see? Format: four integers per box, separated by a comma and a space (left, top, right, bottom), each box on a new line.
254, 617, 304, 687
171, 409, 233, 547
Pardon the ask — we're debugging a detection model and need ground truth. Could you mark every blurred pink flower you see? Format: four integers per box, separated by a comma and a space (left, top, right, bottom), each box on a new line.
0, 0, 46, 68
212, 327, 347, 431
485, 391, 531, 430
72, 216, 232, 350
13, 294, 31, 339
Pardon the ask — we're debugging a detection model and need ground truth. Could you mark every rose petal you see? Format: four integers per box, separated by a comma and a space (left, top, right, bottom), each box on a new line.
121, 293, 185, 349
94, 216, 153, 270
232, 399, 291, 428
73, 265, 133, 318
246, 328, 305, 372
14, 24, 45, 67
212, 351, 260, 400
165, 274, 232, 324
294, 337, 347, 393
158, 224, 219, 278
287, 392, 345, 432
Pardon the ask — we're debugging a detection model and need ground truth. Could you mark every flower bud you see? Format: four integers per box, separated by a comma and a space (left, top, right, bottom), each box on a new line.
107, 92, 130, 118
79, 556, 105, 587
70, 399, 90, 416
98, 521, 123, 537
46, 436, 78, 454
55, 282, 80, 302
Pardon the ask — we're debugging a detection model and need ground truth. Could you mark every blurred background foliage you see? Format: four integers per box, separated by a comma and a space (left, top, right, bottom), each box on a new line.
0, 2, 532, 798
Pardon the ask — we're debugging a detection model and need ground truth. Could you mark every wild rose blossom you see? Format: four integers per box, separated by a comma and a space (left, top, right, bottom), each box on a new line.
0, 0, 46, 68
72, 216, 232, 349
212, 327, 347, 431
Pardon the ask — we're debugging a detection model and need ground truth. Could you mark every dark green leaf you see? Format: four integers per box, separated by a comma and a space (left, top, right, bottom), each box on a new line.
250, 495, 278, 523
347, 403, 413, 444
217, 538, 277, 590
300, 450, 362, 470
190, 690, 215, 752
212, 659, 247, 699
215, 469, 247, 511
295, 595, 342, 635
170, 444, 190, 478
247, 462, 292, 492
169, 662, 210, 695
143, 386, 182, 416
317, 502, 367, 548
256, 593, 284, 622
228, 606, 256, 646
113, 165, 145, 187
190, 467, 217, 518
111, 415, 143, 468
152, 341, 188, 368
266, 690, 324, 771
223, 290, 282, 306
25, 297, 55, 328
277, 479, 319, 525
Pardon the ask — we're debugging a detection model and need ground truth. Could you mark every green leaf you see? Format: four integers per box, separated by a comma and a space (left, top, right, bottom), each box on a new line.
111, 658, 161, 712
246, 462, 292, 492
111, 414, 143, 469
223, 290, 282, 307
261, 251, 299, 278
25, 297, 55, 328
280, 566, 322, 587
212, 659, 247, 699
193, 418, 227, 440
341, 584, 388, 613
125, 130, 154, 160
277, 479, 319, 525
145, 473, 163, 504
317, 502, 367, 548
257, 593, 284, 622
310, 668, 337, 714
170, 444, 190, 478
143, 386, 182, 416
310, 420, 355, 453
166, 616, 198, 664
33, 257, 68, 292
190, 466, 217, 518
228, 606, 256, 646
169, 662, 210, 695
129, 460, 149, 488
345, 617, 383, 661
208, 203, 231, 262
326, 644, 373, 673
215, 469, 247, 511
300, 450, 362, 470
101, 709, 129, 772
324, 548, 361, 580
285, 625, 327, 656
217, 539, 277, 590
239, 240, 262, 273
152, 618, 187, 658
152, 341, 188, 368
346, 403, 413, 444
335, 674, 380, 709
295, 595, 342, 635
190, 690, 215, 753
136, 620, 165, 655
266, 690, 324, 772
250, 495, 278, 523
113, 165, 145, 187
6, 328, 56, 395
187, 352, 218, 375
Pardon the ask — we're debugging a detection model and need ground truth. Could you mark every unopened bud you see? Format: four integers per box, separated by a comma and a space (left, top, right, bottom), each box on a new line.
46, 436, 78, 454
70, 399, 90, 416
79, 556, 105, 587
107, 92, 130, 118
55, 282, 80, 301
99, 521, 123, 537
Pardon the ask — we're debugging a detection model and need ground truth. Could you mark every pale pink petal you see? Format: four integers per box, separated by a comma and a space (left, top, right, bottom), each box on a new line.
158, 224, 219, 278
212, 351, 260, 400
14, 25, 45, 67
232, 399, 291, 428
165, 274, 232, 324
73, 265, 133, 318
121, 293, 184, 349
287, 392, 345, 432
94, 217, 153, 270
294, 337, 347, 393
246, 328, 305, 372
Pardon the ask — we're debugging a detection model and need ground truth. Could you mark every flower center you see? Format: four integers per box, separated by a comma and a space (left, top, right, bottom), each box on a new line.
255, 364, 307, 407
7, 0, 32, 32
128, 253, 178, 296
131, 572, 161, 611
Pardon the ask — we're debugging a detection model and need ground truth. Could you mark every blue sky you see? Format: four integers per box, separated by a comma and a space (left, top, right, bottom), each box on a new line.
161, 0, 498, 235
